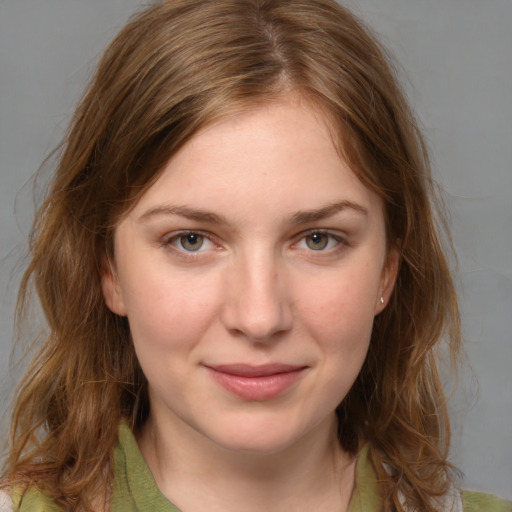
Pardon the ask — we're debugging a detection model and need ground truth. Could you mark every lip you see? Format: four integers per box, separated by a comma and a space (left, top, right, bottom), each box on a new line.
204, 363, 307, 401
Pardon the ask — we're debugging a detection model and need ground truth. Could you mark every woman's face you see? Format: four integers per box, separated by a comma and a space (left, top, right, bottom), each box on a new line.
103, 98, 397, 454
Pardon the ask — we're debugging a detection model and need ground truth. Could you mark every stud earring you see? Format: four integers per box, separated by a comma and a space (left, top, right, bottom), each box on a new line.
380, 296, 384, 304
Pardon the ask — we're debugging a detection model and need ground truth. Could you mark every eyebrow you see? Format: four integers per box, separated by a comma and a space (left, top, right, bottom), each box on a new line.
138, 205, 229, 225
290, 200, 368, 224
138, 200, 367, 226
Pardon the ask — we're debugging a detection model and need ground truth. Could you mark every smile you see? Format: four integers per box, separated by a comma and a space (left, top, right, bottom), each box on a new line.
204, 364, 307, 401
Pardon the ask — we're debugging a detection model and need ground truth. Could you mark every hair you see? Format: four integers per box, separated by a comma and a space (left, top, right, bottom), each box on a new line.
2, 1, 461, 511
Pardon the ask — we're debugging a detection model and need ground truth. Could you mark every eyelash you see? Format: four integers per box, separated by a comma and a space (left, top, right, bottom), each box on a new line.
160, 229, 348, 258
160, 230, 217, 257
292, 229, 348, 254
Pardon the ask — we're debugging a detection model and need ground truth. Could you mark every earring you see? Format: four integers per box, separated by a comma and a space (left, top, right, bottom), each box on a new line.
380, 296, 384, 304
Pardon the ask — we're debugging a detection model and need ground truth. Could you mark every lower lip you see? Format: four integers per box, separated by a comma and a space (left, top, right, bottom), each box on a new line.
206, 367, 305, 401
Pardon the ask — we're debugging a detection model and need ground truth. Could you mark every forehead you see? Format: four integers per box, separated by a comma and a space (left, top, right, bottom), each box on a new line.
128, 98, 382, 223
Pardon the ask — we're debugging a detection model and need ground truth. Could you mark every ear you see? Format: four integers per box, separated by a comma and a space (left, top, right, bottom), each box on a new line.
101, 256, 127, 316
374, 247, 400, 315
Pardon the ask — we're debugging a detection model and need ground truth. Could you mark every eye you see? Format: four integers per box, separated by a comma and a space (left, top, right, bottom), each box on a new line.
295, 230, 344, 252
163, 231, 216, 253
179, 233, 205, 252
305, 232, 329, 250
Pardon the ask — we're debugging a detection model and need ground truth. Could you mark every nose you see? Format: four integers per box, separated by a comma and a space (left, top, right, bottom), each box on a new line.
220, 250, 293, 342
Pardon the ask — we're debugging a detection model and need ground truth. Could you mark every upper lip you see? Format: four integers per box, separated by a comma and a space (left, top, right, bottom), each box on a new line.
205, 363, 306, 377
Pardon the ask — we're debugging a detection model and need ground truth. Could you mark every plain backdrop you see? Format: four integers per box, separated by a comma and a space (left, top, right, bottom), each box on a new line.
0, 0, 511, 500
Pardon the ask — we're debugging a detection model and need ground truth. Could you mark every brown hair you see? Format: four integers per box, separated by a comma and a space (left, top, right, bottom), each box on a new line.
3, 1, 461, 510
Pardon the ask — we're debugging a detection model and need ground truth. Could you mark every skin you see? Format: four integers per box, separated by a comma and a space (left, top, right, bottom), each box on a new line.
102, 97, 398, 511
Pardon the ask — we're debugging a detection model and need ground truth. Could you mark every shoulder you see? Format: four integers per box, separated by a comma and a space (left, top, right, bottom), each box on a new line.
2, 486, 62, 512
0, 490, 13, 512
462, 490, 512, 512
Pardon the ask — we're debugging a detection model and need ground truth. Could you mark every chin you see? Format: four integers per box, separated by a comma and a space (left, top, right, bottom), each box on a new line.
212, 431, 303, 456
202, 413, 329, 457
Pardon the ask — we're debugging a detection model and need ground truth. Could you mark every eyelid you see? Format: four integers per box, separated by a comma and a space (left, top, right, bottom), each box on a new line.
292, 229, 348, 251
161, 230, 219, 254
159, 228, 348, 258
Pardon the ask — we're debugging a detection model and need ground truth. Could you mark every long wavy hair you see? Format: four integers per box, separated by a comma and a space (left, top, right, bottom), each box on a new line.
3, 0, 461, 510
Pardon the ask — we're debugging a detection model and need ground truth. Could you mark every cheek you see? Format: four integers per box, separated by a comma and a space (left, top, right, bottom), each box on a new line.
291, 269, 379, 417
296, 264, 381, 345
119, 268, 224, 354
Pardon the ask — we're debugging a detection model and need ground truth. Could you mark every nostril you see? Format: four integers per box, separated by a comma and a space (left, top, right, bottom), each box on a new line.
227, 308, 292, 342
221, 293, 293, 343
219, 257, 293, 342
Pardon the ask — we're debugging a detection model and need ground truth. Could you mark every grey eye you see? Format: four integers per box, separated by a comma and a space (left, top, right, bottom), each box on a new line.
305, 233, 329, 250
179, 233, 204, 251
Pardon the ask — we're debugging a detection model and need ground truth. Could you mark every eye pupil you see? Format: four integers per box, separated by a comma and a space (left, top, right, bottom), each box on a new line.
180, 233, 204, 251
306, 233, 328, 250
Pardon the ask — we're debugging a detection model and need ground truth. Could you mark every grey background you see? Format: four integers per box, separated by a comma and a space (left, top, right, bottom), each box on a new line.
1, 0, 511, 499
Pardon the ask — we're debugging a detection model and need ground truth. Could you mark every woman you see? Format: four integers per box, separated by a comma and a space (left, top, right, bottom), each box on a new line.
1, 0, 510, 511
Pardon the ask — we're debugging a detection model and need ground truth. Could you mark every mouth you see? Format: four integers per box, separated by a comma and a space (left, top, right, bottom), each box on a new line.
204, 363, 307, 401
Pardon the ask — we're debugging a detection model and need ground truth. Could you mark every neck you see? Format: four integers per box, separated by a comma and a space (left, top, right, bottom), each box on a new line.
137, 413, 356, 512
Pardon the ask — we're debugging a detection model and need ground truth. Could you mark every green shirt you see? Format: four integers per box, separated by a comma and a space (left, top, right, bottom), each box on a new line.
13, 423, 512, 511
